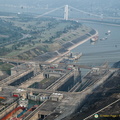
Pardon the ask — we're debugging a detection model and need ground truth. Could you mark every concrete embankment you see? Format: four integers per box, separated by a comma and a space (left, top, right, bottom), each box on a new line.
56, 69, 116, 120
68, 29, 98, 51
46, 29, 98, 63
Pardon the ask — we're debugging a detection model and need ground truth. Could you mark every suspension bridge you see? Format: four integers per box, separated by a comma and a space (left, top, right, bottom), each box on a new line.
35, 5, 120, 24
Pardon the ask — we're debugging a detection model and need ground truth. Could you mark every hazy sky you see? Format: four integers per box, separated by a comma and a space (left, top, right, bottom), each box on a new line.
0, 0, 119, 15
0, 0, 119, 7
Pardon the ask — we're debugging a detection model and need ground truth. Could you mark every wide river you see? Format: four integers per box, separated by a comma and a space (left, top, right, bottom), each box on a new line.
71, 22, 120, 76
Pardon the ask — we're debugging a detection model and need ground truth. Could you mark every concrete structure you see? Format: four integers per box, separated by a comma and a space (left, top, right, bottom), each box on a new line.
92, 67, 100, 72
39, 94, 49, 102
0, 69, 34, 86
11, 63, 33, 75
19, 73, 44, 88
0, 68, 117, 120
0, 87, 2, 91
43, 69, 66, 78
12, 89, 27, 98
49, 93, 63, 101
0, 101, 18, 119
74, 67, 81, 84
0, 52, 118, 120
47, 70, 74, 91
28, 93, 49, 102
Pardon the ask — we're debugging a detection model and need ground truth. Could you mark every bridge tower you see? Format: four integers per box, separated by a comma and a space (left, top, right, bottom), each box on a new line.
64, 5, 69, 20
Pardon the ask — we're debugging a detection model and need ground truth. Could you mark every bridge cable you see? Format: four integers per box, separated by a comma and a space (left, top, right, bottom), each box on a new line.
69, 5, 101, 18
35, 5, 64, 18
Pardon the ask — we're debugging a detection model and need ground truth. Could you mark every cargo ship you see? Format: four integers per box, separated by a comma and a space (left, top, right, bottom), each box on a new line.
90, 35, 99, 42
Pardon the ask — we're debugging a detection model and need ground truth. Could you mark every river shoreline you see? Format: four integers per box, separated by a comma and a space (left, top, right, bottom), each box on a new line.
47, 29, 98, 63
79, 20, 120, 27
68, 30, 98, 51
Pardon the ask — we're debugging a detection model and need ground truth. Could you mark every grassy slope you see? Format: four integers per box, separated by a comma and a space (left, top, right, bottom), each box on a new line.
0, 16, 92, 60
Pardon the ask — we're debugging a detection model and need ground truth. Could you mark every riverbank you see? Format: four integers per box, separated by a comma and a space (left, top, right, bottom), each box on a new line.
47, 29, 98, 63
80, 20, 120, 27
68, 30, 98, 51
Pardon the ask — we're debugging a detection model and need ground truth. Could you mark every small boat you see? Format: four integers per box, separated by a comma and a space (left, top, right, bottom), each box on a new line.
105, 30, 111, 35
90, 41, 95, 45
105, 37, 107, 39
100, 38, 105, 40
90, 35, 99, 42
